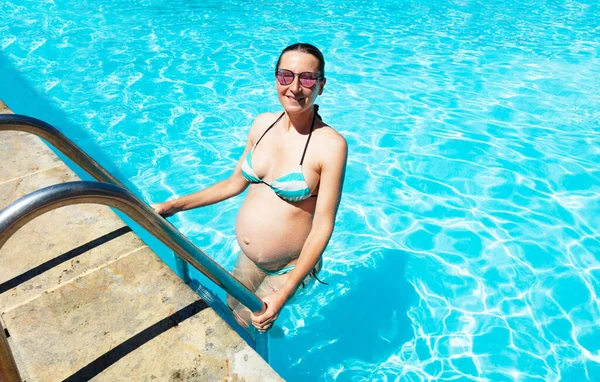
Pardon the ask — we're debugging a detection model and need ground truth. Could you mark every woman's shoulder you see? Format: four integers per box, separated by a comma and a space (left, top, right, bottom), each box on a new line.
252, 112, 281, 128
315, 122, 347, 149
313, 122, 348, 162
249, 112, 281, 135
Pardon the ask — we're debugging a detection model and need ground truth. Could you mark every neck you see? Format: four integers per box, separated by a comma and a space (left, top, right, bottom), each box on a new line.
284, 107, 315, 133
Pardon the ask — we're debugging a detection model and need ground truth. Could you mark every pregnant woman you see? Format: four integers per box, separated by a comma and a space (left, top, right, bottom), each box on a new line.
153, 43, 347, 331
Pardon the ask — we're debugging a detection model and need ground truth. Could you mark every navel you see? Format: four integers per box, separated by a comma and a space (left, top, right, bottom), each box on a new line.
243, 236, 251, 245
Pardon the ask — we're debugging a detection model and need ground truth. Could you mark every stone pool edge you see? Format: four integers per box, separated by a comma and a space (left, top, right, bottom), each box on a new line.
0, 100, 282, 381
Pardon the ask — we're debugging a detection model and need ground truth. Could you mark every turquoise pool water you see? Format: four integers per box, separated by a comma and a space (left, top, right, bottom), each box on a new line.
2, 0, 600, 380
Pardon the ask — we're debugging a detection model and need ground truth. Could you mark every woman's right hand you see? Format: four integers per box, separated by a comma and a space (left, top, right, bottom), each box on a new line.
151, 201, 179, 218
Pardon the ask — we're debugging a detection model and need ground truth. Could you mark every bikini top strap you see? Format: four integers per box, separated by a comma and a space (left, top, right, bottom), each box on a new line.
299, 108, 317, 166
254, 112, 285, 148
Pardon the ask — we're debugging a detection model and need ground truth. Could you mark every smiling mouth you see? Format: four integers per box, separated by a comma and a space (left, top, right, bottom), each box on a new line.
287, 96, 305, 102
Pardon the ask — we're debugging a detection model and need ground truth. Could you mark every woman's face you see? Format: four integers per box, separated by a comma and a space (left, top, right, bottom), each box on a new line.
275, 51, 326, 115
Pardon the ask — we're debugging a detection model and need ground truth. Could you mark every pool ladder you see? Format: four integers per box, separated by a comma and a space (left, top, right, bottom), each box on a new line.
0, 114, 268, 381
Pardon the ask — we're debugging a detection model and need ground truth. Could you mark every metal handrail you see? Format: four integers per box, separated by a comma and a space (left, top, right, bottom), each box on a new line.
0, 181, 265, 312
0, 114, 269, 370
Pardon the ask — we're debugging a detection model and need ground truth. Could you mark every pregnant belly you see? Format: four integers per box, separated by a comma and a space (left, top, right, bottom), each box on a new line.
235, 186, 315, 269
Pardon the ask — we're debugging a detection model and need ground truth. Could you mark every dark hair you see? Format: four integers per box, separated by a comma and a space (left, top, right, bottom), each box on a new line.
275, 43, 325, 77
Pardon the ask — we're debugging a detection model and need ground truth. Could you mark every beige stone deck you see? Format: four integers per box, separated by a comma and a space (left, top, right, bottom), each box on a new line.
0, 101, 281, 381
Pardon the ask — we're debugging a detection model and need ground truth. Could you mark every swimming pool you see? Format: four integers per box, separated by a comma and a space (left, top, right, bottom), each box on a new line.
2, 0, 599, 380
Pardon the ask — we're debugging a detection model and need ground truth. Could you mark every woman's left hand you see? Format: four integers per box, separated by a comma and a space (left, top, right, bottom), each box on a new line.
251, 291, 288, 331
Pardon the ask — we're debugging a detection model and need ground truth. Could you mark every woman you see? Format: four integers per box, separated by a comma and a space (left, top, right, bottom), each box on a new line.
153, 43, 347, 331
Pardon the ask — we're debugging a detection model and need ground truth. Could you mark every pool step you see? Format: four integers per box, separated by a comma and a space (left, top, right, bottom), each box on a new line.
0, 101, 281, 381
2, 247, 274, 381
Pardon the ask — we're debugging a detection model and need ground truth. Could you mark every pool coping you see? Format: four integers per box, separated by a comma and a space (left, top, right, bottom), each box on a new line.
0, 99, 282, 381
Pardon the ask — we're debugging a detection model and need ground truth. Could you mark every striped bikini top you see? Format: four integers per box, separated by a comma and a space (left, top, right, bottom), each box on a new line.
241, 111, 317, 202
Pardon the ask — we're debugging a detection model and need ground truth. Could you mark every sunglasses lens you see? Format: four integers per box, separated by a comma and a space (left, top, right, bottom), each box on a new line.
276, 70, 294, 85
299, 73, 318, 87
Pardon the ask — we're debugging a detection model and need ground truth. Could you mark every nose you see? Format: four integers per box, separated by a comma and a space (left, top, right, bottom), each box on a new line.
289, 75, 302, 92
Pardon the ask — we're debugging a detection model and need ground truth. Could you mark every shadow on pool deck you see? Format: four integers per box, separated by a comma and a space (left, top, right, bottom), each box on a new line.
0, 226, 132, 294
64, 299, 209, 382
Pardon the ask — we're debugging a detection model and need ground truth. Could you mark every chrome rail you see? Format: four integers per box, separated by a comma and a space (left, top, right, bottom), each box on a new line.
0, 181, 265, 312
0, 181, 268, 360
0, 114, 269, 368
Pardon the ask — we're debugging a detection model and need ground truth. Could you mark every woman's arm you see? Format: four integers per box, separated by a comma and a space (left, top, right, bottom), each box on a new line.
252, 130, 348, 330
153, 114, 273, 216
153, 174, 248, 216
